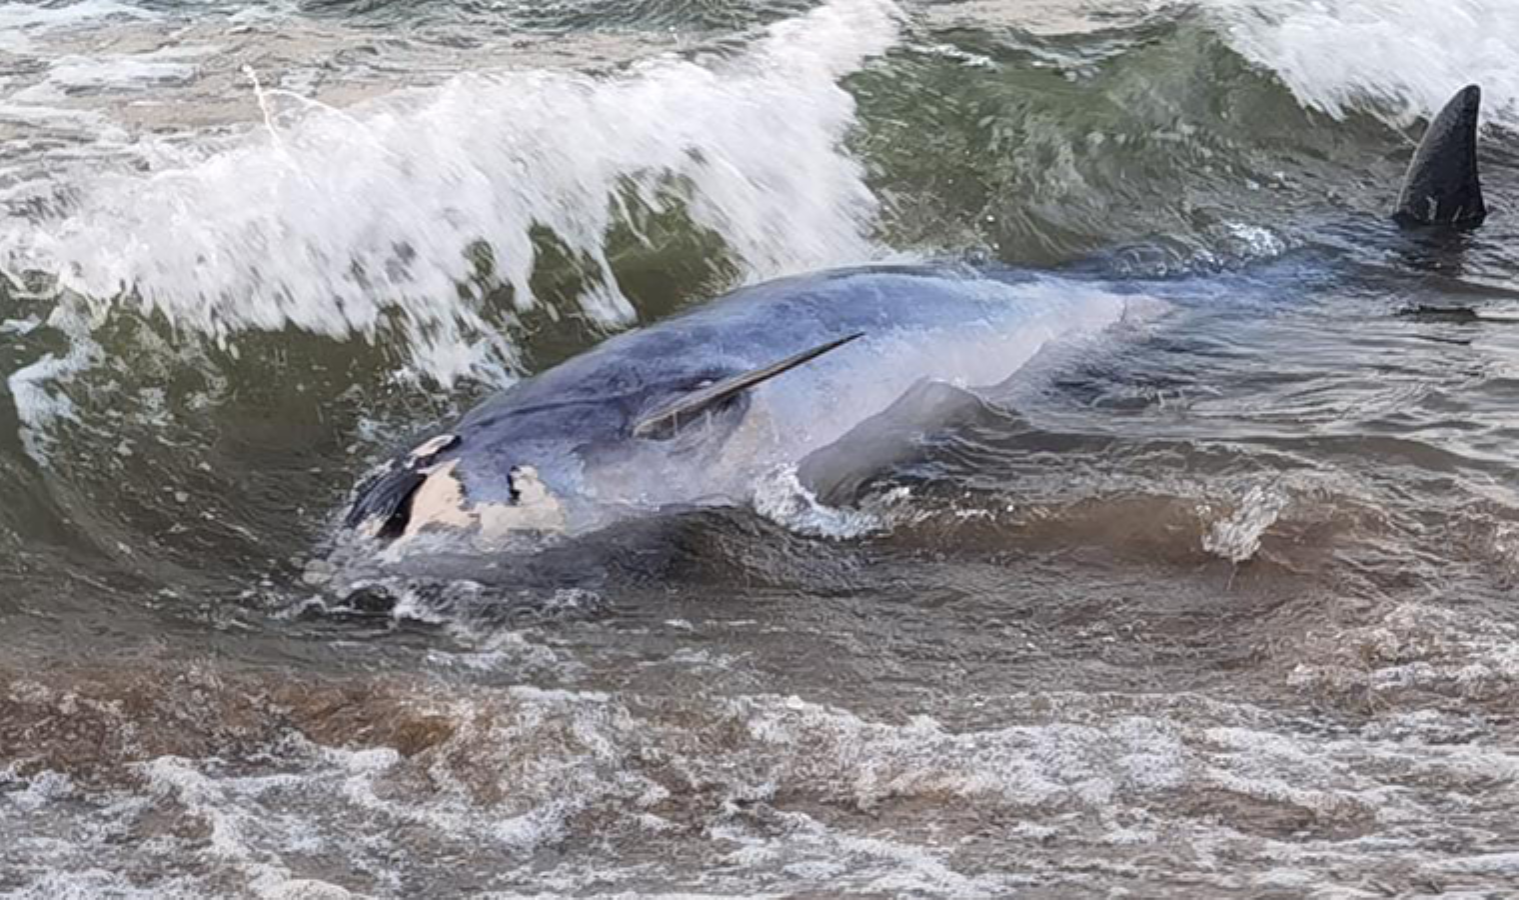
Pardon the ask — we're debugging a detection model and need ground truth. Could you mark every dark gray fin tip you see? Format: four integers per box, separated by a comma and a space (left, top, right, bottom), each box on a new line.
1394, 84, 1486, 228
632, 332, 865, 439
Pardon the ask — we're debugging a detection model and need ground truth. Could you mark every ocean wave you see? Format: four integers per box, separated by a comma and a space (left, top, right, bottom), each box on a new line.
7, 666, 1518, 897
1205, 0, 1519, 127
0, 0, 900, 387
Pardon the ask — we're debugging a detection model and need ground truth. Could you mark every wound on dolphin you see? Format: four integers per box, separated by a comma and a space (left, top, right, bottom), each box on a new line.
1393, 84, 1487, 228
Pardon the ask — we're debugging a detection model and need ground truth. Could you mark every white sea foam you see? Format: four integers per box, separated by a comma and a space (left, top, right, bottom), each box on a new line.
8, 683, 1519, 897
1288, 601, 1519, 702
0, 0, 901, 388
5, 303, 101, 463
9, 46, 211, 106
0, 0, 156, 54
1205, 0, 1519, 127
1202, 482, 1288, 563
751, 464, 891, 539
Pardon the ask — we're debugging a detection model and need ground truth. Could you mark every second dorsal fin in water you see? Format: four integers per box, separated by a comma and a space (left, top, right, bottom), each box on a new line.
632, 333, 863, 439
1394, 84, 1487, 228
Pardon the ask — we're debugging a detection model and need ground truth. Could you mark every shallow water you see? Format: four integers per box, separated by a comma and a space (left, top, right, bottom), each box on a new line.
4, 0, 1519, 897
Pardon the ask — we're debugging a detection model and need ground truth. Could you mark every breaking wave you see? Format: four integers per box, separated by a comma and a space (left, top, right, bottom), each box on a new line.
1206, 0, 1519, 126
0, 0, 900, 385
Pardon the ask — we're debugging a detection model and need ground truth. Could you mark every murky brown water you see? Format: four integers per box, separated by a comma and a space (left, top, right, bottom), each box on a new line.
4, 0, 1519, 896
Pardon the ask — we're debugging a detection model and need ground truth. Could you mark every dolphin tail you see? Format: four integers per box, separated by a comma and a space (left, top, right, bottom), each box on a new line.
1393, 84, 1486, 228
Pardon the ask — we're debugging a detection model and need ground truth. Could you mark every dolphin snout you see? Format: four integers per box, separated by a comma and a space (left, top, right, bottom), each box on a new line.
346, 434, 565, 544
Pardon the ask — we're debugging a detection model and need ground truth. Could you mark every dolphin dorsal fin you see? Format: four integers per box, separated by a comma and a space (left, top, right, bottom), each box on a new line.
1394, 84, 1487, 228
632, 332, 864, 439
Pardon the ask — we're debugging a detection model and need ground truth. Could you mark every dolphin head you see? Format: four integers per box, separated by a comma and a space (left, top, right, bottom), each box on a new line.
344, 429, 571, 546
343, 366, 761, 546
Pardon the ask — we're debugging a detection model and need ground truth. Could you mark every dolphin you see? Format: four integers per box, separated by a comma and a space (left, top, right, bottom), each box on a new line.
344, 84, 1490, 547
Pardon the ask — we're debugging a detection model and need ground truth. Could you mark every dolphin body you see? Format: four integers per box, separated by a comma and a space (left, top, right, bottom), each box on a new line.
345, 84, 1489, 546
350, 265, 1153, 541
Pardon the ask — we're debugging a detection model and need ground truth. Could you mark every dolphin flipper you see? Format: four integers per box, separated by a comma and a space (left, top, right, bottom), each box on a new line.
1394, 84, 1486, 228
632, 332, 863, 439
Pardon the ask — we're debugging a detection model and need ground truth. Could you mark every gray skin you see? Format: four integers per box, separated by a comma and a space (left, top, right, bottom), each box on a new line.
346, 85, 1493, 545
1394, 84, 1486, 228
345, 263, 1103, 541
